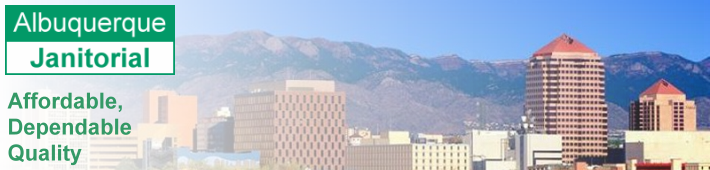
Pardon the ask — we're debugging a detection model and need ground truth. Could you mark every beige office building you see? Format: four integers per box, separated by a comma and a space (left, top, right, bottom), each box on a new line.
625, 131, 710, 163
346, 131, 470, 170
89, 136, 140, 170
347, 144, 470, 170
525, 34, 608, 163
234, 80, 346, 170
629, 79, 697, 131
515, 133, 563, 170
463, 130, 516, 170
143, 90, 198, 150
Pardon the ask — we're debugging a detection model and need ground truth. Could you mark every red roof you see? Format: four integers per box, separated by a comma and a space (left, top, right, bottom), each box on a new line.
641, 79, 684, 95
533, 34, 595, 56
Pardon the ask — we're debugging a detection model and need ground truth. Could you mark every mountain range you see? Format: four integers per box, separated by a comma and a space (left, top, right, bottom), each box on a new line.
25, 30, 709, 133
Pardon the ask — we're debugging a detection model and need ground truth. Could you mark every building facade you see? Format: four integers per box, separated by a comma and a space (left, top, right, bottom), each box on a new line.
525, 34, 608, 163
346, 131, 470, 170
143, 90, 198, 150
233, 80, 346, 170
515, 133, 563, 170
629, 79, 697, 131
625, 131, 710, 163
89, 136, 140, 170
463, 130, 515, 170
346, 144, 470, 170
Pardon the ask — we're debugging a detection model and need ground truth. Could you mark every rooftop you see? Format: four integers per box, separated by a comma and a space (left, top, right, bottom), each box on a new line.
533, 34, 595, 56
641, 79, 684, 95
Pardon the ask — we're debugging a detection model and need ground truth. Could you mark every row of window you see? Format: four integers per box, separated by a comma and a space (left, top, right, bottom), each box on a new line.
278, 94, 343, 104
277, 133, 346, 144
278, 111, 344, 120
277, 148, 344, 158
278, 103, 345, 112
528, 100, 605, 105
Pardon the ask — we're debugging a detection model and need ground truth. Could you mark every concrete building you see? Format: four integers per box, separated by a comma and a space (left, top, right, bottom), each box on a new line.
525, 34, 608, 162
346, 131, 470, 170
89, 136, 140, 170
195, 107, 234, 152
143, 90, 198, 150
463, 130, 515, 170
629, 79, 697, 131
346, 144, 470, 170
515, 133, 564, 170
624, 131, 710, 163
233, 80, 346, 170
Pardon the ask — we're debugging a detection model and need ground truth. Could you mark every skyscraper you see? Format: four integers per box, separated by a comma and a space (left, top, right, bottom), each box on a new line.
143, 90, 198, 150
629, 79, 697, 131
525, 34, 608, 163
233, 80, 346, 170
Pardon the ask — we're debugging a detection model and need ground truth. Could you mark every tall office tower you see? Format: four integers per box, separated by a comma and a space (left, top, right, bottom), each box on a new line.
629, 79, 697, 131
143, 90, 198, 150
234, 80, 346, 170
525, 34, 608, 163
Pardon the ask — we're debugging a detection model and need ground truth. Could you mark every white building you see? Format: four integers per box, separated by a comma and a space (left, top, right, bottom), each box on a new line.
515, 133, 563, 170
463, 130, 516, 170
346, 131, 470, 170
625, 131, 710, 163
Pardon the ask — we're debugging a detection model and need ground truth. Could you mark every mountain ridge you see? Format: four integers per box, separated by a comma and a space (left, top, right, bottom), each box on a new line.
173, 31, 710, 132
32, 30, 707, 133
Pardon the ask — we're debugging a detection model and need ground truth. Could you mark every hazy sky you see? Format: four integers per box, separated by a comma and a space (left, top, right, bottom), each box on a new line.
8, 0, 710, 61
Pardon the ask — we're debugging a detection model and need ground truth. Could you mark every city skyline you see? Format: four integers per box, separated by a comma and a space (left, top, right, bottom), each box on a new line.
3, 1, 708, 170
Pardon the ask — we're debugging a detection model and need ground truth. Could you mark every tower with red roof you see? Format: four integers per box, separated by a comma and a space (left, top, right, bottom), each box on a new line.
525, 34, 608, 163
630, 79, 697, 131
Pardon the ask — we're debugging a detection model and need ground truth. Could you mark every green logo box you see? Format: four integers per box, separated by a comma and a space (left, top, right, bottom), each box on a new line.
5, 5, 175, 75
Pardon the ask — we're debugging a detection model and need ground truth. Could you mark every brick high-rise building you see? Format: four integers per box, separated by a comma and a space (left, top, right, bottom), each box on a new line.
525, 34, 608, 163
629, 79, 697, 131
234, 80, 346, 170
